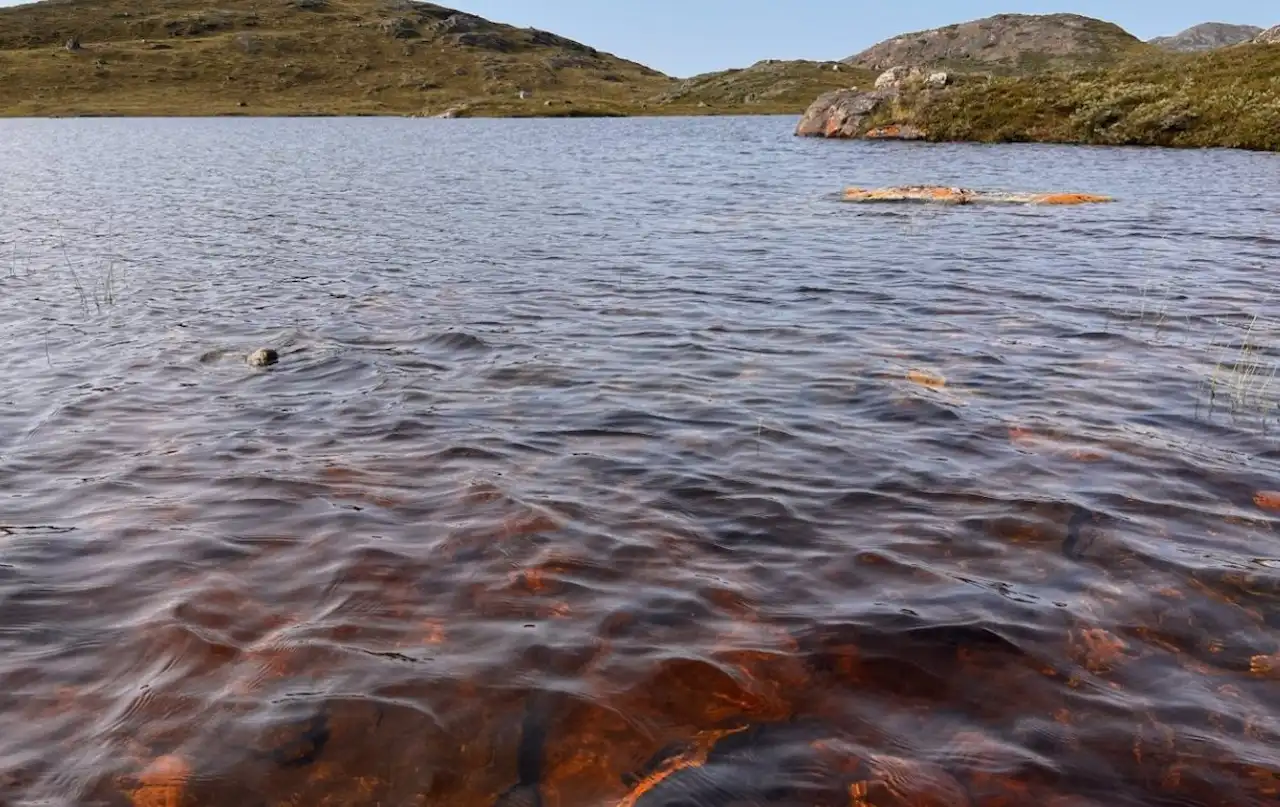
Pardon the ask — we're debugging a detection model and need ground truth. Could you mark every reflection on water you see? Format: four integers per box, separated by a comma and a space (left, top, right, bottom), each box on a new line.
0, 116, 1278, 807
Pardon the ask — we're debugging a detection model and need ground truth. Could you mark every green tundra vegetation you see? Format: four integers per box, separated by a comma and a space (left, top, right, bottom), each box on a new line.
891, 44, 1280, 151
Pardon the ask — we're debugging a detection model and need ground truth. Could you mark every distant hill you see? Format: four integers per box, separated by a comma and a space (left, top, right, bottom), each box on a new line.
842, 13, 1145, 73
1149, 23, 1264, 52
1256, 25, 1280, 44
649, 59, 874, 113
0, 0, 673, 116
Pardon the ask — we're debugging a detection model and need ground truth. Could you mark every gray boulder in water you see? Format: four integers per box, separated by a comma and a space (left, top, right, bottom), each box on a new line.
794, 88, 896, 138
247, 348, 279, 367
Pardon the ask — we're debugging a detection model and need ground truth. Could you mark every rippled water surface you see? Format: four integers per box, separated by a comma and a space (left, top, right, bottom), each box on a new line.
1, 116, 1279, 807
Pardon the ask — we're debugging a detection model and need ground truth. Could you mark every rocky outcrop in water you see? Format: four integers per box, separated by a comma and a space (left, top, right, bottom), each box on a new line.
794, 88, 894, 138
1148, 23, 1264, 52
794, 67, 947, 140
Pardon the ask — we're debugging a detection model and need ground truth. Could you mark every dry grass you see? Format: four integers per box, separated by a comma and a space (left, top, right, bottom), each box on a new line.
1201, 313, 1280, 429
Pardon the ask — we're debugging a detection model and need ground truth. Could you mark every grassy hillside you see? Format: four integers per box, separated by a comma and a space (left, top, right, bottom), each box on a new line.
0, 0, 675, 116
0, 0, 881, 117
867, 43, 1280, 151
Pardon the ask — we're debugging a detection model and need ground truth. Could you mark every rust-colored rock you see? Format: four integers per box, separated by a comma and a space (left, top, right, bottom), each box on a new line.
124, 755, 190, 807
1251, 652, 1280, 678
842, 186, 1113, 205
906, 368, 947, 389
616, 726, 748, 807
864, 123, 927, 140
1067, 626, 1131, 673
849, 755, 972, 807
1252, 490, 1280, 511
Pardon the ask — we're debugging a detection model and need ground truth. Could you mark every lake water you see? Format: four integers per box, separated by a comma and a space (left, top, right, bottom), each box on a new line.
0, 115, 1278, 807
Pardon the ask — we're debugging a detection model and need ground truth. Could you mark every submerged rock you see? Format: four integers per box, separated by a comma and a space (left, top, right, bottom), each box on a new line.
247, 348, 279, 367
841, 185, 1114, 205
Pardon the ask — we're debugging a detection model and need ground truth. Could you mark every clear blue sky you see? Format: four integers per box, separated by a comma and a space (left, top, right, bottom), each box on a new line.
0, 0, 1272, 76
448, 1, 1274, 76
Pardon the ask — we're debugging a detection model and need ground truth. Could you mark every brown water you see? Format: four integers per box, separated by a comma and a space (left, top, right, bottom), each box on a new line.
1, 116, 1278, 807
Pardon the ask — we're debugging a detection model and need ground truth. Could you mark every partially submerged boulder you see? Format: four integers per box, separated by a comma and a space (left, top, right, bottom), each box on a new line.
794, 88, 895, 137
795, 66, 948, 141
841, 186, 1113, 205
247, 348, 279, 367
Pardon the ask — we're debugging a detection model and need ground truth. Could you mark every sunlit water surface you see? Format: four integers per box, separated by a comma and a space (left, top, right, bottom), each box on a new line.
1, 116, 1278, 807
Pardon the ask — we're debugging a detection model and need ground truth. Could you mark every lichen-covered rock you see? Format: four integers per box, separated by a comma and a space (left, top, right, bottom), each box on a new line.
864, 123, 927, 140
924, 70, 950, 89
874, 65, 911, 89
378, 16, 418, 39
794, 88, 895, 137
433, 12, 487, 34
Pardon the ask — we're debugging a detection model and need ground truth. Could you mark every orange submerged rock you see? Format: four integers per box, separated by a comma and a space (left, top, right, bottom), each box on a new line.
842, 186, 1113, 206
125, 755, 190, 807
1252, 490, 1280, 511
906, 369, 947, 390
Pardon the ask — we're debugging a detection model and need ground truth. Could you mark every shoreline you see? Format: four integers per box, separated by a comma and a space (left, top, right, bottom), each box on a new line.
2, 108, 1276, 153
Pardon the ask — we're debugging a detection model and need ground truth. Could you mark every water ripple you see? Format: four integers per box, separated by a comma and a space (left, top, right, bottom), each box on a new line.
0, 117, 1277, 806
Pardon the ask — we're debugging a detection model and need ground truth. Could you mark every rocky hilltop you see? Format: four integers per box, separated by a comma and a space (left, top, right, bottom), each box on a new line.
1148, 22, 1264, 52
1257, 25, 1280, 44
0, 0, 673, 116
842, 13, 1143, 73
